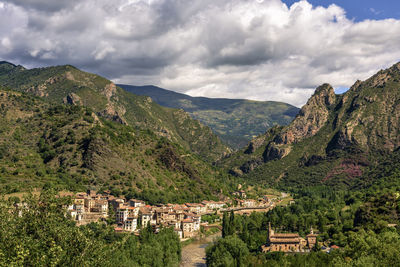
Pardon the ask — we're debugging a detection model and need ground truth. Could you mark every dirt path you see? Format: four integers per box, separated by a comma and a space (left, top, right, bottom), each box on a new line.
180, 232, 221, 267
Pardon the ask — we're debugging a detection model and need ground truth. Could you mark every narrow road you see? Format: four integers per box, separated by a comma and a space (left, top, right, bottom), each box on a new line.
180, 232, 221, 267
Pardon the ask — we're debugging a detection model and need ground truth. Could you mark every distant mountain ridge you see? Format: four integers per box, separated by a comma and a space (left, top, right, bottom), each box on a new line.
118, 84, 299, 148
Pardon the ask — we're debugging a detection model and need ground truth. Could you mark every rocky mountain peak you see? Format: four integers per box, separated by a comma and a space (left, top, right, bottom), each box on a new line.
261, 83, 337, 161
273, 83, 336, 146
327, 62, 400, 153
309, 83, 336, 107
361, 62, 400, 89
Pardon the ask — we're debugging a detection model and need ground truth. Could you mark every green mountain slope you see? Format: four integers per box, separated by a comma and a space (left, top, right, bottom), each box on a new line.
0, 88, 235, 203
222, 62, 400, 189
0, 62, 230, 162
119, 84, 299, 149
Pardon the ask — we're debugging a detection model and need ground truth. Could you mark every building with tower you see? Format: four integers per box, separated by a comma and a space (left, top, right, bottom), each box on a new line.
262, 223, 317, 253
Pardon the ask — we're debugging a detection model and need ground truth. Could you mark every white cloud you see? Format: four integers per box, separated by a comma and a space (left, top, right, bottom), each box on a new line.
0, 0, 400, 107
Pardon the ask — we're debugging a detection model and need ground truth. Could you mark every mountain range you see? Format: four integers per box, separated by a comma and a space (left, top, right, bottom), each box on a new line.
222, 62, 400, 189
119, 84, 299, 149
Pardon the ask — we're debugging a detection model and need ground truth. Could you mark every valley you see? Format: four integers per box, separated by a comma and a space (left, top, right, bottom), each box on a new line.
119, 84, 299, 149
1, 1, 400, 266
0, 60, 400, 267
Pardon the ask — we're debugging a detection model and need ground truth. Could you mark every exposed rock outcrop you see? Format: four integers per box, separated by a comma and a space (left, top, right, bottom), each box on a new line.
224, 61, 400, 186
244, 135, 266, 154
98, 103, 127, 125
275, 83, 336, 145
239, 158, 263, 173
63, 93, 82, 105
263, 142, 292, 162
103, 83, 117, 100
262, 84, 336, 161
327, 62, 400, 153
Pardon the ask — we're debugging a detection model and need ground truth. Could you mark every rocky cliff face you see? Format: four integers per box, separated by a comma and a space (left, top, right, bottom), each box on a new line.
262, 83, 336, 161
276, 83, 336, 145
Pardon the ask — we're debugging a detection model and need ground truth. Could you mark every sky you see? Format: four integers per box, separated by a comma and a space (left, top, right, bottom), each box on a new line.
1, 0, 400, 107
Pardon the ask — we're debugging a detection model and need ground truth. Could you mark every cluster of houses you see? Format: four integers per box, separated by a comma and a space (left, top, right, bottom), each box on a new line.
232, 192, 278, 208
66, 189, 282, 240
66, 190, 227, 239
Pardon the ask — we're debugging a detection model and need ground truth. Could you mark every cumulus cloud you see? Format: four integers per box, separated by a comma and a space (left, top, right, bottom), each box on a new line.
0, 0, 400, 106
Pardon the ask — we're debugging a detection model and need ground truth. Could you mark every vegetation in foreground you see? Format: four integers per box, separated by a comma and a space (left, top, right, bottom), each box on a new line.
0, 190, 181, 267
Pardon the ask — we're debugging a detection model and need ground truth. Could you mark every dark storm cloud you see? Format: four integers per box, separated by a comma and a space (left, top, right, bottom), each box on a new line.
1, 0, 400, 107
2, 0, 80, 12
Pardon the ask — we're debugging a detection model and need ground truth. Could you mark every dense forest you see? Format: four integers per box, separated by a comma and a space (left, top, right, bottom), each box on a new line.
206, 171, 400, 267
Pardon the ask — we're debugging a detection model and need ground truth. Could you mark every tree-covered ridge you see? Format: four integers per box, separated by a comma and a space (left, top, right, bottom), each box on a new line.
0, 190, 182, 266
0, 88, 236, 203
0, 62, 230, 163
221, 62, 400, 188
119, 84, 299, 149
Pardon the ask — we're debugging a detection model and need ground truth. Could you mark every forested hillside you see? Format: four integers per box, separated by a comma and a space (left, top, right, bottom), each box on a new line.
0, 88, 235, 203
0, 62, 230, 163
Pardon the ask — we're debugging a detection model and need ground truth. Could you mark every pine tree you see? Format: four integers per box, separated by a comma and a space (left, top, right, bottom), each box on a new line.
222, 212, 229, 238
228, 210, 235, 236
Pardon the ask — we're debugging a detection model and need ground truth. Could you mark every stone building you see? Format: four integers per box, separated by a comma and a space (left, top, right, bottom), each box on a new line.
262, 223, 301, 252
262, 224, 319, 253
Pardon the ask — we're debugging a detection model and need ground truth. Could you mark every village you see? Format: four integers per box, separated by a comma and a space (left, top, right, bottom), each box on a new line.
66, 189, 279, 240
